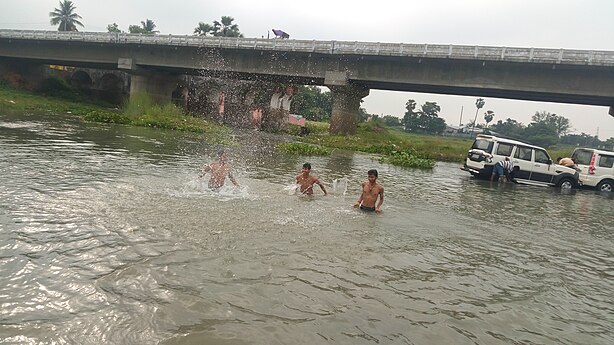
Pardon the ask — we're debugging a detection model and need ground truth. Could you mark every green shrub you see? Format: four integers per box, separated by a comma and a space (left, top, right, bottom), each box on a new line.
278, 143, 332, 156
83, 110, 130, 124
38, 76, 76, 99
379, 150, 436, 169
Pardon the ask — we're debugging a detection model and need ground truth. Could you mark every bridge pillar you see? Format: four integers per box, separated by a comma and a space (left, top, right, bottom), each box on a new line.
328, 84, 370, 135
129, 73, 181, 104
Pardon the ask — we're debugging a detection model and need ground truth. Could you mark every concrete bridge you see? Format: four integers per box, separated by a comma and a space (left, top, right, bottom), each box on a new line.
1, 29, 613, 134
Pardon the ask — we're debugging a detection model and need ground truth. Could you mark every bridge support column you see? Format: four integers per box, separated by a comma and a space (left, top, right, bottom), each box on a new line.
129, 73, 181, 104
329, 84, 370, 135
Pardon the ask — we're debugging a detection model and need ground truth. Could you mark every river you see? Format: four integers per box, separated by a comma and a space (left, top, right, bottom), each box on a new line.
0, 111, 612, 345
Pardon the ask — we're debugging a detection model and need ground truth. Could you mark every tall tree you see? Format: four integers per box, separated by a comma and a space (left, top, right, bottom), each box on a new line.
403, 100, 446, 134
212, 16, 243, 37
420, 102, 446, 134
291, 85, 332, 121
483, 110, 495, 128
531, 111, 570, 137
489, 118, 525, 138
381, 115, 402, 127
524, 122, 559, 147
107, 23, 121, 33
49, 0, 84, 32
472, 98, 485, 133
402, 99, 418, 132
194, 22, 214, 36
128, 19, 158, 34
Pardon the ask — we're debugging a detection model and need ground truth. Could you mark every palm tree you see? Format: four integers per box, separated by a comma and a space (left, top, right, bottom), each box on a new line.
49, 0, 84, 32
472, 98, 485, 134
141, 19, 158, 34
484, 110, 495, 128
212, 16, 242, 37
194, 22, 214, 36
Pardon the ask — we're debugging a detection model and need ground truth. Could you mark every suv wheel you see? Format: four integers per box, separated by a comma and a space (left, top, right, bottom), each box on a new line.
558, 178, 575, 190
596, 179, 613, 192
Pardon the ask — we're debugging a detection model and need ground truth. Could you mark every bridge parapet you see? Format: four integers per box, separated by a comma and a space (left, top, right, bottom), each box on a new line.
2, 29, 613, 67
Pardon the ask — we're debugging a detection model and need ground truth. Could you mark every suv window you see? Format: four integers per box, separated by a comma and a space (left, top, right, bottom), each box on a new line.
515, 146, 532, 161
471, 139, 493, 153
599, 155, 614, 168
496, 143, 514, 156
572, 149, 593, 165
535, 149, 550, 164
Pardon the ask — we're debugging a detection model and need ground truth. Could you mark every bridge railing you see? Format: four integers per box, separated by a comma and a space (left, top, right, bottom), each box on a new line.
2, 29, 614, 66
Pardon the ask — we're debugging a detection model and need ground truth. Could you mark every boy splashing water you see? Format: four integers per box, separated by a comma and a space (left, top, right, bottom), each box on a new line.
296, 163, 327, 196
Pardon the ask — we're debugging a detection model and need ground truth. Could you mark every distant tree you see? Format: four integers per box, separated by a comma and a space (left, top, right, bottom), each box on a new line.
420, 102, 446, 134
605, 137, 614, 150
524, 122, 559, 147
290, 85, 332, 121
560, 133, 601, 148
472, 98, 485, 133
402, 99, 418, 132
49, 0, 84, 32
531, 111, 571, 137
129, 19, 158, 34
194, 22, 214, 36
483, 110, 495, 128
212, 16, 242, 37
357, 107, 371, 123
107, 23, 121, 33
489, 118, 525, 138
404, 101, 446, 134
381, 115, 402, 127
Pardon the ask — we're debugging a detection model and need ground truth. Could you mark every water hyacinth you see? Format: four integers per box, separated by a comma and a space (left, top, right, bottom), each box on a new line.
277, 142, 332, 156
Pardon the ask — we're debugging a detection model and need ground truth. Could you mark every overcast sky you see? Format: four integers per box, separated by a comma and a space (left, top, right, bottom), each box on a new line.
2, 0, 614, 139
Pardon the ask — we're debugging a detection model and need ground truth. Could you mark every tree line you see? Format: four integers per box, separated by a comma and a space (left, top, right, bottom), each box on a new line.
49, 1, 243, 37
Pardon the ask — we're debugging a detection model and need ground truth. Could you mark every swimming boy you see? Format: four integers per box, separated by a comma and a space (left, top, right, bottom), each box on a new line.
354, 169, 384, 213
200, 149, 239, 190
296, 163, 327, 195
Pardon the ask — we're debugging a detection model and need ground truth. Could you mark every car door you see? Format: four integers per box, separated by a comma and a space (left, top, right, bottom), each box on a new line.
512, 145, 533, 181
530, 149, 555, 184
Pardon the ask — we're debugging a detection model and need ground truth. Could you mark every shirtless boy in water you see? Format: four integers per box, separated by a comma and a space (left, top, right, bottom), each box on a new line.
296, 163, 327, 195
199, 150, 239, 190
354, 169, 384, 213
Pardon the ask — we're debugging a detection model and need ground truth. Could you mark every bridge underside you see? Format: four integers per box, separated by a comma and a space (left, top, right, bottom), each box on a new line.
2, 37, 614, 129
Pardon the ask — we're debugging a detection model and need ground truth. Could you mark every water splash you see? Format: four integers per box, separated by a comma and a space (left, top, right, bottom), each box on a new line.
283, 183, 299, 195
332, 177, 349, 195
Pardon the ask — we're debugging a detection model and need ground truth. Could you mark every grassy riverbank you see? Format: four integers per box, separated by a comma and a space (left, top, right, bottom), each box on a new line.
1, 85, 482, 168
290, 121, 473, 164
0, 85, 229, 137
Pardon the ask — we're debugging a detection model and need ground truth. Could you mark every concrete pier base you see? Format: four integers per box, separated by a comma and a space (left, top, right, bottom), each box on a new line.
129, 73, 181, 104
329, 84, 370, 135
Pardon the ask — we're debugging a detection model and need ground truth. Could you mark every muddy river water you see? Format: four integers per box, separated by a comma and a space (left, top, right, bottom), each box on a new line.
0, 112, 612, 344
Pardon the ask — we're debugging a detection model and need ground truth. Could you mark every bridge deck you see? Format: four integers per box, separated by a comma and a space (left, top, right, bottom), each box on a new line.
2, 29, 613, 67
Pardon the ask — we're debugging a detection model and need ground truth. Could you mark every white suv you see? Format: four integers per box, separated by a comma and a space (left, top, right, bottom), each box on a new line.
571, 148, 614, 192
462, 135, 579, 188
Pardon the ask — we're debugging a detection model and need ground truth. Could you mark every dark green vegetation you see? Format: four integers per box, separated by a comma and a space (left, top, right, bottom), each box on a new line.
287, 120, 469, 169
0, 85, 228, 138
128, 19, 158, 34
277, 143, 332, 156
193, 16, 243, 37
